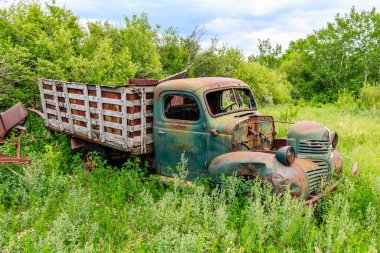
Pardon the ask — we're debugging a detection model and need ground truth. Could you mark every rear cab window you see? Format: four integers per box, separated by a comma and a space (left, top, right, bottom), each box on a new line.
163, 94, 200, 121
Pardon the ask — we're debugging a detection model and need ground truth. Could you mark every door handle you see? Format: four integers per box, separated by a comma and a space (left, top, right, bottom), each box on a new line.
158, 131, 166, 135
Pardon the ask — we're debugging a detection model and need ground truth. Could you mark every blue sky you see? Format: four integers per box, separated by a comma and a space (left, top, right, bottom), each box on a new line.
3, 0, 380, 55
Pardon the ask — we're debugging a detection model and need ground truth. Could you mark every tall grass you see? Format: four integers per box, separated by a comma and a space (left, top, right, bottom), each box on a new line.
0, 106, 379, 252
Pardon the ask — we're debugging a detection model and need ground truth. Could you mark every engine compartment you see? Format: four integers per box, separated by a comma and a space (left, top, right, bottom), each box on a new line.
231, 115, 278, 151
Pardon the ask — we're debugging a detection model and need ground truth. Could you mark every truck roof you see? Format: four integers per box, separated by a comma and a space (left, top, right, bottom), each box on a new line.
155, 77, 249, 98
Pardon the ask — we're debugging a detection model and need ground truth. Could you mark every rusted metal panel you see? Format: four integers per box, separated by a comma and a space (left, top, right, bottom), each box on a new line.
153, 77, 343, 201
129, 78, 158, 87
154, 77, 247, 100
28, 108, 45, 119
0, 141, 32, 172
70, 137, 87, 149
158, 66, 191, 84
0, 154, 32, 165
0, 102, 29, 139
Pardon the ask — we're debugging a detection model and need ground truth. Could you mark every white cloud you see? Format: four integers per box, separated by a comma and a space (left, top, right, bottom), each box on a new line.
54, 0, 104, 14
2, 0, 380, 57
190, 0, 310, 16
202, 2, 380, 56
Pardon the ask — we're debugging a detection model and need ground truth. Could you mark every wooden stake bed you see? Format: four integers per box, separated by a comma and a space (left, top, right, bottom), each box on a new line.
38, 78, 156, 155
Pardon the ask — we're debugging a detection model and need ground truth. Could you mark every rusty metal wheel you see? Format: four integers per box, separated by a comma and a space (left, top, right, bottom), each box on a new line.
80, 144, 109, 171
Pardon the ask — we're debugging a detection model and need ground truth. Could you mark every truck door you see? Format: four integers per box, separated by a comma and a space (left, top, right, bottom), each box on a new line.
154, 91, 207, 179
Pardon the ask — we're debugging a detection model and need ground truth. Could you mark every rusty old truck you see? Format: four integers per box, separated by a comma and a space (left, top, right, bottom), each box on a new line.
38, 77, 343, 203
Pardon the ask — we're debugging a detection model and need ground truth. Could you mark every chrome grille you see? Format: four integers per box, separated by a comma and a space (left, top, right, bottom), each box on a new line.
306, 160, 329, 194
298, 140, 330, 155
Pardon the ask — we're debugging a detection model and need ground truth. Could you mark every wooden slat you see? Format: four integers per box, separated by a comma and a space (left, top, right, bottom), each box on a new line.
52, 81, 63, 130
125, 87, 155, 94
82, 84, 92, 138
45, 103, 125, 118
62, 82, 74, 132
49, 101, 121, 117
43, 90, 123, 105
127, 123, 152, 132
121, 89, 128, 149
140, 87, 147, 154
101, 97, 123, 105
39, 78, 156, 154
43, 89, 59, 96
46, 104, 150, 130
132, 144, 154, 155
127, 111, 153, 120
96, 85, 105, 142
45, 87, 153, 106
66, 82, 124, 93
128, 133, 153, 147
38, 79, 49, 126
126, 99, 153, 107
41, 80, 155, 94
104, 132, 124, 145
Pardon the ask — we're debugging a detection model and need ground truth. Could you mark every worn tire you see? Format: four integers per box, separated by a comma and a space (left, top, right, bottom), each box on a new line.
80, 144, 109, 167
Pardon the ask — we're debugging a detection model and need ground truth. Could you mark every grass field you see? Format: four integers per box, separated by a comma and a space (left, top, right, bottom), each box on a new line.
0, 104, 379, 252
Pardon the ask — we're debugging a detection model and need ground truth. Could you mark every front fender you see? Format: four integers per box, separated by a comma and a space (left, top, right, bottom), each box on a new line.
208, 151, 314, 199
208, 151, 275, 181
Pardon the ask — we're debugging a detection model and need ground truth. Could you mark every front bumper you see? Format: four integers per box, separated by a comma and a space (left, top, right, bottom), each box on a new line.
270, 150, 343, 200
305, 180, 339, 205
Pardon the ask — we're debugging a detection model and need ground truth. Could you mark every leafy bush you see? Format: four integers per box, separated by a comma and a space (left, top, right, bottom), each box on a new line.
359, 83, 380, 107
1, 107, 379, 252
236, 62, 292, 105
335, 89, 357, 109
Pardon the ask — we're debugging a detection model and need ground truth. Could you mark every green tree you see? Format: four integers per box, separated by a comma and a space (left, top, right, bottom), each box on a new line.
0, 44, 35, 109
248, 39, 282, 69
237, 62, 292, 104
122, 13, 162, 78
158, 26, 203, 75
283, 7, 380, 102
191, 41, 244, 77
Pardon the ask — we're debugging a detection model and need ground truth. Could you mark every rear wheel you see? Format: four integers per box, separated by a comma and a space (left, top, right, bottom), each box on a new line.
80, 144, 109, 170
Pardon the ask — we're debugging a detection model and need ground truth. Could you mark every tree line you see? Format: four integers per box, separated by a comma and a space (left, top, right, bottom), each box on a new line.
0, 2, 379, 109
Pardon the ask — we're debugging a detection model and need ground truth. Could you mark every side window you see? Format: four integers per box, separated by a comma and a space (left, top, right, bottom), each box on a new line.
163, 94, 200, 121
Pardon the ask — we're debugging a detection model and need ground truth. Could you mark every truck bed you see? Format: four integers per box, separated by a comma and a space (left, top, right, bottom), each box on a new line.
38, 78, 156, 155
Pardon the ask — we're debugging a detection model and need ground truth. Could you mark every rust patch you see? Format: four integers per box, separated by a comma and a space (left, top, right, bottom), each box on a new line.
0, 140, 32, 175
0, 102, 29, 139
332, 150, 343, 173
0, 154, 32, 165
292, 121, 325, 132
171, 143, 190, 151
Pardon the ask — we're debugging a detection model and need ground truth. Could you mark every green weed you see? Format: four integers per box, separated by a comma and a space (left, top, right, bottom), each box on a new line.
0, 106, 379, 252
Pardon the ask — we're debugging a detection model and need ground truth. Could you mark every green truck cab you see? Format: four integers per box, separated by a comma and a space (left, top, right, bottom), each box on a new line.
153, 77, 342, 200
38, 77, 343, 202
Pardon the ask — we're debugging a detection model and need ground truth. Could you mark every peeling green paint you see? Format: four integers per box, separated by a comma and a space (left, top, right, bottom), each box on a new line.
153, 77, 343, 200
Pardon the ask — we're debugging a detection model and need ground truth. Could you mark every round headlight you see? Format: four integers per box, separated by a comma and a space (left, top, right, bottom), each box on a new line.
330, 131, 338, 149
276, 146, 296, 166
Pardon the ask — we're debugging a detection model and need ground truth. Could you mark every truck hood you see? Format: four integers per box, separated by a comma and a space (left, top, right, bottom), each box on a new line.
208, 111, 259, 135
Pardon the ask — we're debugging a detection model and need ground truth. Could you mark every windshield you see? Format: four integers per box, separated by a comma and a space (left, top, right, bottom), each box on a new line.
206, 88, 256, 116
